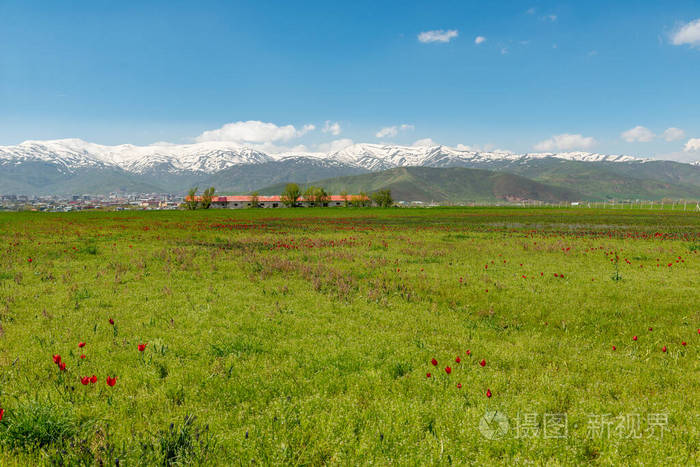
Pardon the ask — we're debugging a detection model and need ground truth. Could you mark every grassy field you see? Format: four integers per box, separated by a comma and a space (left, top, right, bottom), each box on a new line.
0, 207, 698, 465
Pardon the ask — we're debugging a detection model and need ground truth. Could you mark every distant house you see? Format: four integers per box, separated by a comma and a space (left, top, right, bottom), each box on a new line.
208, 195, 368, 209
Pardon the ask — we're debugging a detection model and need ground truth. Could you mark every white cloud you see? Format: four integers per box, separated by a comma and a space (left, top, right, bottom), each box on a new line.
375, 124, 414, 138
412, 138, 437, 147
196, 120, 314, 143
671, 18, 700, 47
663, 127, 685, 142
418, 29, 458, 43
322, 121, 341, 136
684, 138, 700, 152
474, 36, 486, 45
317, 138, 354, 153
534, 133, 596, 151
542, 14, 557, 22
526, 8, 535, 15
621, 126, 655, 142
501, 47, 509, 55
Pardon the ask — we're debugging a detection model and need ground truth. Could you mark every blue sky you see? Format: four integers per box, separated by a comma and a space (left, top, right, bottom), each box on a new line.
1, 0, 699, 160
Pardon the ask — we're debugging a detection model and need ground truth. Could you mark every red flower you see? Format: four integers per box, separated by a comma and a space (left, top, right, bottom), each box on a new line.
138, 343, 147, 352
27, 258, 32, 263
106, 376, 117, 386
58, 362, 66, 371
486, 388, 492, 398
457, 383, 462, 389
455, 356, 461, 363
466, 350, 471, 356
90, 374, 97, 383
80, 376, 90, 385
431, 358, 438, 366
78, 342, 86, 348
80, 354, 86, 359
109, 318, 115, 325
682, 341, 687, 346
0, 408, 4, 422
662, 346, 667, 353
53, 354, 62, 364
445, 366, 452, 374
633, 336, 638, 341
480, 359, 486, 367
612, 345, 616, 351
648, 327, 653, 332
426, 372, 431, 378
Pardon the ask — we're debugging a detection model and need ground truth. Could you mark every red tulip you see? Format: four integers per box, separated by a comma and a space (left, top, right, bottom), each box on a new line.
486, 388, 492, 398
662, 346, 667, 353
431, 358, 438, 366
138, 343, 147, 352
80, 354, 86, 359
612, 345, 616, 351
455, 356, 461, 363
457, 383, 462, 389
0, 408, 4, 422
480, 359, 486, 367
80, 376, 90, 385
426, 372, 431, 378
633, 336, 637, 341
682, 341, 687, 346
90, 374, 97, 383
109, 318, 115, 325
27, 258, 32, 263
648, 327, 653, 332
58, 362, 66, 371
466, 350, 471, 356
78, 342, 86, 348
53, 354, 61, 364
106, 376, 117, 386
445, 366, 452, 374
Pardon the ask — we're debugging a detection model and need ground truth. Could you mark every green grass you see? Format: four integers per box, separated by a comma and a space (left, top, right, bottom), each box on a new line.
0, 207, 698, 464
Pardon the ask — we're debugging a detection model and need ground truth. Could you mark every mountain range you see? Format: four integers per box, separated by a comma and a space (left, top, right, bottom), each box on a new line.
1, 138, 699, 201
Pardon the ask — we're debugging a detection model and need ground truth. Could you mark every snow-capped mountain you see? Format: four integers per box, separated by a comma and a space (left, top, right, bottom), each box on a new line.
1, 138, 698, 196
0, 139, 647, 175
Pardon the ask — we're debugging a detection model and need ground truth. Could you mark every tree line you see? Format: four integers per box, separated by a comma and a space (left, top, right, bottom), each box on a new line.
183, 184, 393, 209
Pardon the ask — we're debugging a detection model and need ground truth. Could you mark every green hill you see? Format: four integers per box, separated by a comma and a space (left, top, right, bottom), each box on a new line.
256, 166, 583, 203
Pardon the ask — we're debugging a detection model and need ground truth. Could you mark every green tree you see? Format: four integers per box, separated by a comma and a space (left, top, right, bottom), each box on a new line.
314, 187, 330, 207
250, 191, 260, 208
185, 187, 199, 210
201, 186, 216, 209
303, 186, 317, 207
340, 190, 349, 207
372, 189, 393, 208
281, 183, 301, 207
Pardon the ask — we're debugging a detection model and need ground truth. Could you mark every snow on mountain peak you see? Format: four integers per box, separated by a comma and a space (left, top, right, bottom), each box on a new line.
0, 138, 652, 175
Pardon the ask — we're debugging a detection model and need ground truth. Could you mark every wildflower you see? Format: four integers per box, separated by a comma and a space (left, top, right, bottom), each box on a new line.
53, 354, 62, 364
662, 346, 667, 353
455, 356, 461, 363
612, 345, 616, 351
90, 374, 97, 383
648, 327, 653, 332
457, 383, 462, 389
426, 372, 431, 378
59, 362, 66, 371
466, 350, 471, 356
109, 318, 115, 325
81, 376, 90, 385
138, 343, 147, 352
445, 366, 452, 374
28, 258, 32, 263
78, 342, 86, 348
80, 354, 86, 359
0, 408, 4, 422
633, 336, 637, 341
431, 358, 438, 366
480, 359, 486, 367
486, 388, 492, 398
682, 341, 687, 346
106, 376, 117, 386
